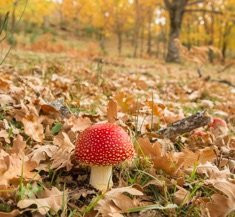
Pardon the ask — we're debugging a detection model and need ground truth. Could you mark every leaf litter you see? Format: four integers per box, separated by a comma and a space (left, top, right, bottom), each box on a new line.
0, 51, 235, 216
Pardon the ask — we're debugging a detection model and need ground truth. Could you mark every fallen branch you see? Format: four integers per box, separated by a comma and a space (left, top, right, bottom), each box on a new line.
217, 63, 234, 73
156, 111, 211, 138
211, 79, 235, 88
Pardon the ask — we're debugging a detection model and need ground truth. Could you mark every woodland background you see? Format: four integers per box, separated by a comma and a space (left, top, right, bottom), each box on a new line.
0, 0, 235, 62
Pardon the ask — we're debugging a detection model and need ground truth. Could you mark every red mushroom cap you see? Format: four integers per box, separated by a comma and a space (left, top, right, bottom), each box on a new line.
208, 118, 227, 128
75, 123, 135, 166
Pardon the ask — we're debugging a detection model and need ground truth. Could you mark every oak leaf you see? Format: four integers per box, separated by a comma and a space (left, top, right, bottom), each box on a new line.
22, 114, 44, 142
94, 185, 143, 216
138, 137, 184, 176
206, 181, 235, 217
64, 115, 92, 132
0, 153, 39, 187
196, 162, 230, 183
11, 134, 26, 155
29, 144, 58, 165
17, 187, 68, 215
51, 132, 75, 170
178, 148, 216, 169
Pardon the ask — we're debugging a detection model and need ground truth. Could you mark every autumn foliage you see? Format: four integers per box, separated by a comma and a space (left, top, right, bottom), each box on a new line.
0, 0, 235, 60
0, 0, 235, 216
0, 49, 235, 216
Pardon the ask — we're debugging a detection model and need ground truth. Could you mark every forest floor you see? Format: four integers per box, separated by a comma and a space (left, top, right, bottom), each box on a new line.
0, 42, 235, 217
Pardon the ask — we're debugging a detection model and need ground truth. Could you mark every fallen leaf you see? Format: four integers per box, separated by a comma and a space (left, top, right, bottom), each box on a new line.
17, 187, 67, 215
173, 188, 190, 206
179, 148, 216, 169
107, 100, 117, 123
196, 162, 230, 183
22, 114, 44, 142
41, 104, 59, 114
94, 185, 143, 216
0, 129, 10, 143
0, 153, 39, 187
51, 132, 75, 170
206, 180, 235, 217
11, 134, 26, 155
64, 115, 92, 132
138, 137, 184, 175
0, 94, 16, 105
0, 210, 21, 217
29, 144, 58, 165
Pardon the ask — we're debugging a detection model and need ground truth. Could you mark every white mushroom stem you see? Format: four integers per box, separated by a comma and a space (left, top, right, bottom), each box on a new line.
89, 166, 113, 191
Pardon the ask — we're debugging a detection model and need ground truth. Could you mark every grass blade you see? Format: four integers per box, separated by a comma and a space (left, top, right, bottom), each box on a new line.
126, 203, 178, 213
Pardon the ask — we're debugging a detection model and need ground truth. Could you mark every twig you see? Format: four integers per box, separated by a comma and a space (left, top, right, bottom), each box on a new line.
217, 63, 234, 73
156, 111, 211, 139
211, 79, 235, 88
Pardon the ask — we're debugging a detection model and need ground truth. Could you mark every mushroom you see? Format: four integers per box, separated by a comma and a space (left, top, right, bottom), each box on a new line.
208, 118, 228, 139
75, 123, 135, 191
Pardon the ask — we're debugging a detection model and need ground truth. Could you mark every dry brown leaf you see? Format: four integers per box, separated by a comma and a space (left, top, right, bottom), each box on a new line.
0, 210, 21, 217
0, 129, 10, 143
0, 150, 8, 176
206, 180, 235, 217
64, 115, 92, 132
51, 132, 75, 170
179, 148, 216, 169
147, 101, 165, 117
0, 78, 10, 90
107, 100, 117, 123
196, 162, 230, 183
0, 153, 39, 187
138, 137, 184, 175
22, 114, 44, 142
94, 185, 143, 216
29, 144, 58, 165
17, 187, 68, 215
113, 92, 135, 112
0, 94, 16, 105
138, 137, 161, 159
41, 104, 59, 114
11, 134, 26, 155
162, 109, 184, 124
173, 188, 190, 206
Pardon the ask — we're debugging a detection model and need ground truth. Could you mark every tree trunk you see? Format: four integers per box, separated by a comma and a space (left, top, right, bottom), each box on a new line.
208, 4, 215, 63
133, 0, 140, 58
221, 41, 227, 63
140, 25, 144, 58
147, 7, 152, 55
164, 0, 187, 63
11, 1, 17, 30
221, 22, 234, 63
99, 29, 106, 54
117, 31, 122, 55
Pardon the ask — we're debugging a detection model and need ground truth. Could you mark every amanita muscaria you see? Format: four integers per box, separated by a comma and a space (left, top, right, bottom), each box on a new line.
208, 117, 228, 138
75, 123, 135, 191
